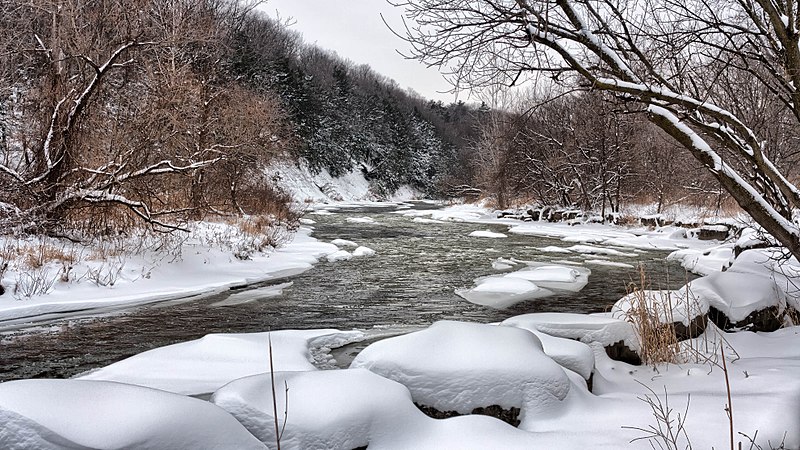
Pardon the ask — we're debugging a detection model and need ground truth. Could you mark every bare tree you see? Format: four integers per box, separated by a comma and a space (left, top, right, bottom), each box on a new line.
396, 0, 800, 260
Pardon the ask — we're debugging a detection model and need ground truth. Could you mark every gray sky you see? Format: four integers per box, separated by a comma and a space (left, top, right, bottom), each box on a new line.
260, 0, 459, 103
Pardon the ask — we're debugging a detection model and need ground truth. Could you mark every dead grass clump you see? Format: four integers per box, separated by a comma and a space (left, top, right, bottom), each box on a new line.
21, 242, 76, 269
623, 267, 681, 366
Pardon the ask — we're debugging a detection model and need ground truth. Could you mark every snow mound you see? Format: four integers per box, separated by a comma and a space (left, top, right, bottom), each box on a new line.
352, 246, 376, 257
502, 312, 639, 351
78, 329, 364, 395
350, 321, 572, 421
689, 271, 787, 323
525, 330, 595, 379
212, 369, 418, 449
0, 379, 265, 450
469, 230, 507, 238
667, 245, 733, 276
331, 238, 358, 247
611, 289, 708, 326
299, 218, 316, 225
504, 265, 589, 292
326, 250, 353, 262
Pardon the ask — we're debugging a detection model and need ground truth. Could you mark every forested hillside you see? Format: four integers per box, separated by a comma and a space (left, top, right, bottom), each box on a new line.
0, 0, 748, 241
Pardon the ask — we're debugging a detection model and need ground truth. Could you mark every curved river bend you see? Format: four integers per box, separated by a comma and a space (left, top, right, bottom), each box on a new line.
0, 203, 693, 381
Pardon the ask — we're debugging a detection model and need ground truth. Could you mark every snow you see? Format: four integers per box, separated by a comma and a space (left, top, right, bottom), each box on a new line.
350, 321, 573, 422
584, 259, 635, 268
668, 245, 733, 275
346, 216, 378, 224
212, 369, 418, 449
566, 245, 637, 257
0, 226, 334, 326
331, 238, 358, 247
0, 379, 266, 450
612, 288, 708, 326
352, 246, 376, 257
78, 329, 364, 395
456, 276, 546, 308
502, 312, 640, 351
468, 229, 507, 238
326, 249, 353, 262
537, 245, 572, 253
689, 271, 787, 323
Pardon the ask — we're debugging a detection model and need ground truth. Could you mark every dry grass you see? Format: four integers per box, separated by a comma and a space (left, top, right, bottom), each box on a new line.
624, 267, 682, 366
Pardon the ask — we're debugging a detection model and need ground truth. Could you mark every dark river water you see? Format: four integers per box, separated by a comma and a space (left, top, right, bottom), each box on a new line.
0, 203, 694, 381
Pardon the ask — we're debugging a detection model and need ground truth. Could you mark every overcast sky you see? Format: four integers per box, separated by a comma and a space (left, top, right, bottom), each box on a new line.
259, 0, 460, 103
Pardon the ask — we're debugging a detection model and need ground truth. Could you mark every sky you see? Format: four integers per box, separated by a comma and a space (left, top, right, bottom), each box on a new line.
259, 0, 460, 103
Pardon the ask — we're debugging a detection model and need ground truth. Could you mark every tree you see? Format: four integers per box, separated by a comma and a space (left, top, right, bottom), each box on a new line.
397, 0, 800, 260
0, 0, 287, 235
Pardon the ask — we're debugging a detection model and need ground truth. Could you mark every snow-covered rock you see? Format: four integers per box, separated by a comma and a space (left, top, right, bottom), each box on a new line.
690, 271, 787, 330
331, 238, 358, 248
352, 246, 376, 257
350, 321, 572, 423
611, 288, 708, 339
502, 313, 639, 352
78, 329, 364, 395
212, 369, 418, 449
326, 250, 353, 262
0, 379, 266, 450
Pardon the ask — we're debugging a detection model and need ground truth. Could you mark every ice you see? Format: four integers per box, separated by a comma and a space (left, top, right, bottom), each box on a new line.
78, 329, 364, 395
326, 250, 353, 262
412, 217, 445, 224
468, 229, 507, 238
455, 276, 549, 308
0, 379, 266, 450
350, 321, 573, 423
504, 264, 590, 292
331, 238, 358, 247
210, 282, 293, 307
352, 246, 376, 257
584, 259, 635, 268
537, 246, 572, 253
346, 216, 377, 224
566, 245, 638, 257
298, 218, 316, 225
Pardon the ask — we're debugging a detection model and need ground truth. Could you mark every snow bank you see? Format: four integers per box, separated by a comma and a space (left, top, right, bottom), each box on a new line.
0, 379, 266, 450
78, 329, 364, 395
350, 321, 572, 422
0, 226, 333, 326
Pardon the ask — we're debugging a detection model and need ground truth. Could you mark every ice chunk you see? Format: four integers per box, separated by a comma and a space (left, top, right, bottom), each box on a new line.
326, 250, 353, 262
352, 246, 376, 257
468, 230, 507, 238
566, 245, 637, 257
346, 216, 376, 224
331, 238, 358, 247
456, 276, 549, 308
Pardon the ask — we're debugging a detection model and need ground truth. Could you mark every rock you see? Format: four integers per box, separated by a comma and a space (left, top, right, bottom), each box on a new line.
548, 210, 564, 222
697, 225, 730, 241
672, 313, 708, 341
640, 215, 664, 227
414, 403, 521, 428
708, 305, 783, 332
604, 340, 642, 366
526, 209, 541, 221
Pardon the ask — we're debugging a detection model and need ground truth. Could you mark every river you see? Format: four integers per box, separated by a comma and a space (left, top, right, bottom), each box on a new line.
0, 203, 693, 381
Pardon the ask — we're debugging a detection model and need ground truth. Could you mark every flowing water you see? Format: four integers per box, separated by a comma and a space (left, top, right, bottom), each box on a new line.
0, 203, 694, 381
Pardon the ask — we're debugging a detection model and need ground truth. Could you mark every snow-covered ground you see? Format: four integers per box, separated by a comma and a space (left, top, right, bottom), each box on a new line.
2, 200, 799, 449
